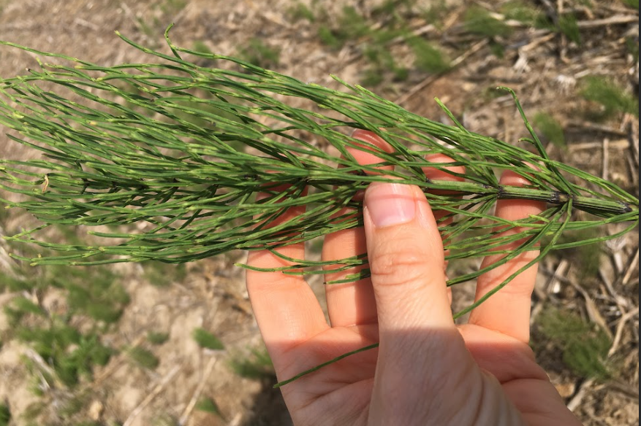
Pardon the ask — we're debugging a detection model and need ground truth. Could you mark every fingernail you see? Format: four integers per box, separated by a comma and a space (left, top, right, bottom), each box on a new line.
365, 182, 416, 227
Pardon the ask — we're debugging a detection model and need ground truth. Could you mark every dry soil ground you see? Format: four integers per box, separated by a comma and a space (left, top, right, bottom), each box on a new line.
0, 1, 638, 425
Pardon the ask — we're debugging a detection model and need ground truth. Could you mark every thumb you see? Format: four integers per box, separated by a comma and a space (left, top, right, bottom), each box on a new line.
363, 181, 454, 331
364, 182, 485, 425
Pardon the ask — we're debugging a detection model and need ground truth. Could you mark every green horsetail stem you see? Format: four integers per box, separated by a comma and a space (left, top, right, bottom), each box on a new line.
0, 27, 637, 386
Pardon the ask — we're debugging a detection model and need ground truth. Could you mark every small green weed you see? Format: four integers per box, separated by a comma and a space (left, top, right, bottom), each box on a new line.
361, 45, 408, 87
143, 261, 186, 288
538, 307, 611, 379
195, 397, 222, 417
463, 6, 512, 38
361, 69, 384, 87
489, 40, 506, 58
147, 331, 170, 345
534, 12, 581, 44
626, 37, 639, 62
160, 0, 187, 14
338, 6, 370, 40
500, 1, 542, 25
237, 39, 280, 68
318, 25, 341, 50
3, 296, 44, 326
229, 347, 274, 380
551, 228, 603, 282
558, 13, 581, 44
152, 414, 179, 426
64, 268, 129, 324
127, 346, 160, 370
372, 0, 417, 16
533, 112, 566, 148
621, 0, 639, 9
18, 321, 112, 387
318, 6, 371, 50
0, 272, 33, 292
0, 403, 10, 426
287, 2, 315, 22
192, 40, 212, 55
409, 37, 450, 74
580, 76, 639, 120
192, 328, 224, 350
422, 0, 448, 28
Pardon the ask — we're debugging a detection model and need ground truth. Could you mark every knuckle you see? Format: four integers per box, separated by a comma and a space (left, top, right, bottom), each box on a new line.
369, 246, 429, 288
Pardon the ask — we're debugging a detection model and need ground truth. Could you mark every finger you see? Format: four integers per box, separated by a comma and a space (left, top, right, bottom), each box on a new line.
423, 153, 466, 305
468, 170, 546, 343
246, 185, 328, 363
324, 130, 394, 328
364, 181, 475, 421
363, 181, 455, 332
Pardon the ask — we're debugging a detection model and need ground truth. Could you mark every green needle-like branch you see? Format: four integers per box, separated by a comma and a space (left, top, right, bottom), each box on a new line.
0, 27, 637, 386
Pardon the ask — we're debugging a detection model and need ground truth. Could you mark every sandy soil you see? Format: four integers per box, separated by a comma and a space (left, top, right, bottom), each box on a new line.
0, 1, 638, 425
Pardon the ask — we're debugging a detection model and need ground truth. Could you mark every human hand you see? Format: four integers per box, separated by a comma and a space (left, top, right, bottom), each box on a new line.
245, 130, 582, 426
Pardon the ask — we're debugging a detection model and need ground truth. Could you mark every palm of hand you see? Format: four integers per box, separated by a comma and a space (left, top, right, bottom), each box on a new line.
272, 322, 571, 426
246, 131, 581, 426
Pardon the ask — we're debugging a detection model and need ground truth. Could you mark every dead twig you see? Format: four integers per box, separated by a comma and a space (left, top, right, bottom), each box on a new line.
607, 380, 640, 400
568, 279, 613, 340
607, 307, 639, 358
567, 378, 595, 412
520, 33, 556, 53
599, 269, 628, 313
577, 15, 639, 28
621, 248, 639, 287
566, 121, 628, 137
567, 139, 629, 151
179, 355, 218, 426
122, 365, 181, 426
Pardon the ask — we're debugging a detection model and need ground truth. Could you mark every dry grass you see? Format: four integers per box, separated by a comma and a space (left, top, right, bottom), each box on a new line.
0, 1, 637, 425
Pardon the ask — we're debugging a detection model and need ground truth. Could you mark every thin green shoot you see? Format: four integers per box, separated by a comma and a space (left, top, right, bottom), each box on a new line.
0, 28, 636, 389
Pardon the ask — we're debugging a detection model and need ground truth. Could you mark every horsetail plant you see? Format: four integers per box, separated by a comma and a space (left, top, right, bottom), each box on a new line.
0, 28, 637, 387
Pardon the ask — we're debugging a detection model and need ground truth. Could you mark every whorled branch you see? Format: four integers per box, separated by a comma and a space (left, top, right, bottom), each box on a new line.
0, 29, 636, 276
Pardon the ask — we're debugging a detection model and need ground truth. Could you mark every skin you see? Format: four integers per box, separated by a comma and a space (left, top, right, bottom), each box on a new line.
246, 130, 583, 426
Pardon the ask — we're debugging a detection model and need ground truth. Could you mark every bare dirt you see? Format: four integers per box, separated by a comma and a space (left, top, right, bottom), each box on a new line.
0, 1, 638, 425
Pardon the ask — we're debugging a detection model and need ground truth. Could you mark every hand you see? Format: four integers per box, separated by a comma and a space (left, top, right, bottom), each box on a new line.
245, 130, 582, 426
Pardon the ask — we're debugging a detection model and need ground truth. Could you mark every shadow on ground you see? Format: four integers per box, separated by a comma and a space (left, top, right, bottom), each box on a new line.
244, 375, 293, 426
